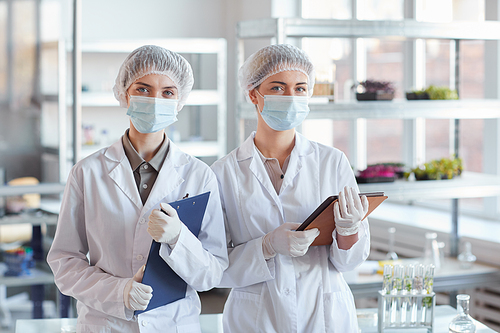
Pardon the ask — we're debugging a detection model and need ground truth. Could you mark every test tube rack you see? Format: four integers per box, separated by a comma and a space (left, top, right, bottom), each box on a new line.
377, 290, 435, 332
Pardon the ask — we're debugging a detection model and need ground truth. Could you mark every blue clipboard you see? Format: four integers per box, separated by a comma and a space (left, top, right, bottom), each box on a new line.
135, 191, 210, 315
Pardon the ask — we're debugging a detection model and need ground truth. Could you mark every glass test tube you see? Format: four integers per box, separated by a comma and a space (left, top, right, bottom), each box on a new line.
411, 264, 424, 326
390, 264, 403, 326
382, 264, 393, 326
423, 264, 435, 326
402, 264, 414, 326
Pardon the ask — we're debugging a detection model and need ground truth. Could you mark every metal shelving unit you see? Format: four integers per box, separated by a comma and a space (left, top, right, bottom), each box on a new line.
42, 38, 227, 163
0, 184, 63, 274
79, 39, 227, 160
239, 99, 500, 121
237, 18, 500, 40
0, 184, 63, 323
235, 17, 500, 257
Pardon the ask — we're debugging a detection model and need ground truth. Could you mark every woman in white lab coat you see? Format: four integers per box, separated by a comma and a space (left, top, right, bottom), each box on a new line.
47, 45, 228, 333
211, 44, 370, 333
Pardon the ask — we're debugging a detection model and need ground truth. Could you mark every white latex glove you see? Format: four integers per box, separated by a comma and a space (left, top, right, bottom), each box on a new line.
148, 203, 182, 246
123, 265, 153, 311
333, 186, 369, 236
262, 222, 319, 259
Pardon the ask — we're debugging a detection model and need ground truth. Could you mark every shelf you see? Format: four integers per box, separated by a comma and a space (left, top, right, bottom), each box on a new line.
43, 90, 220, 107
0, 184, 65, 197
0, 211, 58, 226
81, 38, 226, 54
0, 267, 54, 287
239, 99, 500, 120
237, 18, 500, 40
358, 172, 500, 201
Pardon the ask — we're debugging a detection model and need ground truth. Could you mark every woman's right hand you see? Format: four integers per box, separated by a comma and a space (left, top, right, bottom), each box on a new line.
123, 265, 153, 311
262, 223, 319, 259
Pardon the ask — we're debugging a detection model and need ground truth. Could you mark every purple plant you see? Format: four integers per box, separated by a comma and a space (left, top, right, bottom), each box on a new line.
357, 163, 404, 178
355, 80, 395, 94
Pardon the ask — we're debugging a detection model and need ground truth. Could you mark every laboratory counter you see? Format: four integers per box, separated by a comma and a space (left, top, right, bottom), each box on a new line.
15, 306, 497, 333
349, 257, 500, 298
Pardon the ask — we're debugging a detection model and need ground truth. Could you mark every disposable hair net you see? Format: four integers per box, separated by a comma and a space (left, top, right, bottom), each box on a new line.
239, 44, 315, 103
113, 45, 194, 111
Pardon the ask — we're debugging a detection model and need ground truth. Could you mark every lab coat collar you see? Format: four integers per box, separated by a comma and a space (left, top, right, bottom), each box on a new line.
105, 140, 143, 210
104, 138, 188, 215
239, 131, 315, 213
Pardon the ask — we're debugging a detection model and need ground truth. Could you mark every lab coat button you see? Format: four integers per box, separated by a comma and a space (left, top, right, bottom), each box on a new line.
139, 218, 146, 224
136, 255, 144, 261
284, 288, 290, 295
141, 320, 148, 326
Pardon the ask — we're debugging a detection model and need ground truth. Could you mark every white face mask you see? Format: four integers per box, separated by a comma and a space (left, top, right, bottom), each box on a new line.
127, 95, 179, 133
256, 90, 310, 131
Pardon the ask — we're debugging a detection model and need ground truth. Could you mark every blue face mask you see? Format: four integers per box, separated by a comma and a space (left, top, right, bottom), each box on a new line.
127, 95, 179, 134
257, 92, 310, 131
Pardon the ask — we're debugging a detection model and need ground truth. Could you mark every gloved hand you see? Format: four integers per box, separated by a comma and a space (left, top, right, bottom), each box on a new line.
148, 203, 182, 246
333, 186, 369, 236
123, 265, 153, 311
262, 222, 319, 259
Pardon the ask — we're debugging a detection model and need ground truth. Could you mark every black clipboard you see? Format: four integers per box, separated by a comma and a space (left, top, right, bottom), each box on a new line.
135, 191, 210, 315
296, 192, 387, 246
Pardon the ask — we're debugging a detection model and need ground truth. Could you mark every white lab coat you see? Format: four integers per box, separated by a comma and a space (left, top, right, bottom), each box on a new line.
211, 132, 370, 333
47, 138, 228, 333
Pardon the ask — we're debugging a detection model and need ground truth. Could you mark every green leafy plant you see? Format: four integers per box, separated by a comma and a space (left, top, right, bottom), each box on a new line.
405, 156, 463, 181
425, 85, 458, 100
407, 85, 458, 100
423, 296, 433, 308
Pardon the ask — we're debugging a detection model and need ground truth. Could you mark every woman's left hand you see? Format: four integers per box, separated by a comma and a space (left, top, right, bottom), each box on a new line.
147, 203, 182, 245
333, 186, 369, 236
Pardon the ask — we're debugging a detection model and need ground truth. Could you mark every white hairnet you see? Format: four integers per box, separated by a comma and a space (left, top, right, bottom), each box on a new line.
113, 45, 194, 111
239, 44, 315, 103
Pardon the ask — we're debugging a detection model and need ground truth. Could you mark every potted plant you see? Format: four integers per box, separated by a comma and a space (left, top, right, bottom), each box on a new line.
352, 80, 395, 101
356, 163, 405, 183
406, 85, 458, 100
404, 156, 462, 181
406, 89, 430, 100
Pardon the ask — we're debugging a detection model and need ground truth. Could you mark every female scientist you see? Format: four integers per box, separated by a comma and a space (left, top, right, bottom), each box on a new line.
211, 44, 369, 332
47, 45, 228, 333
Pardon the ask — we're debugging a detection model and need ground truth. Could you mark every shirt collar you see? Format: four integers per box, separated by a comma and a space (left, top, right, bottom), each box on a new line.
122, 129, 169, 172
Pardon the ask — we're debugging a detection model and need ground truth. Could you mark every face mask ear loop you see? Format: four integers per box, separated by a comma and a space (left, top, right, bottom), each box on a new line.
254, 89, 265, 113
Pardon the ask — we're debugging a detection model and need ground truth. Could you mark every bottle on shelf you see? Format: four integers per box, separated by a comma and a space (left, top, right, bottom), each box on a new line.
458, 242, 477, 269
423, 232, 440, 269
449, 294, 476, 332
385, 227, 398, 260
